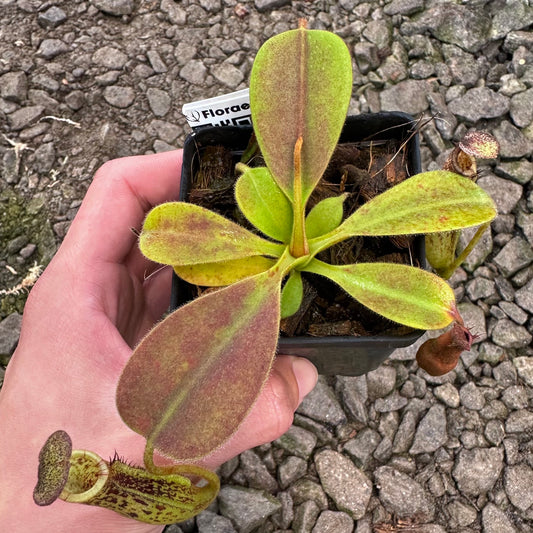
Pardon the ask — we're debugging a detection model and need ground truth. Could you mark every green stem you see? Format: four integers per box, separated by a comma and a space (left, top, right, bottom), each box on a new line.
289, 137, 309, 257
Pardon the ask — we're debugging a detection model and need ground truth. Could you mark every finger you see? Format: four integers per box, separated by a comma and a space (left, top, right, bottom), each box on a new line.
202, 356, 318, 468
61, 150, 183, 266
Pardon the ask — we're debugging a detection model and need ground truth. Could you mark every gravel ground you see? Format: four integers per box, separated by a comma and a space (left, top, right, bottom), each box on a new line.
1, 0, 533, 532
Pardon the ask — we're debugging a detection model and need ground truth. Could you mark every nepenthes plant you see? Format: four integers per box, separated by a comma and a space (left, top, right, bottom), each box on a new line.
34, 22, 496, 524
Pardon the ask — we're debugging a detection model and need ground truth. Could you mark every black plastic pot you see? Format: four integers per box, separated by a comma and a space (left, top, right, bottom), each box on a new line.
171, 112, 424, 376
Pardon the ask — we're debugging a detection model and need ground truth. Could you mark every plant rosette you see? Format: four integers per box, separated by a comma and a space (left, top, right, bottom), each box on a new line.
34, 23, 497, 525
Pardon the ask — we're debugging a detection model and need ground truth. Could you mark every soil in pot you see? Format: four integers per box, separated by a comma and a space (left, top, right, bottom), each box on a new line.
178, 127, 422, 341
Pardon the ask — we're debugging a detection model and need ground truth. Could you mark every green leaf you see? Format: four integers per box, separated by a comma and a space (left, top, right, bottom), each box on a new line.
174, 256, 276, 287
305, 194, 347, 239
117, 266, 287, 461
250, 26, 352, 204
334, 171, 497, 238
304, 259, 456, 330
140, 202, 283, 266
280, 270, 303, 318
235, 165, 293, 243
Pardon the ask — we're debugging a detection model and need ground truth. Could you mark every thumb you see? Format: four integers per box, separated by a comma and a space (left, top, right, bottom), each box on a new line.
203, 355, 318, 468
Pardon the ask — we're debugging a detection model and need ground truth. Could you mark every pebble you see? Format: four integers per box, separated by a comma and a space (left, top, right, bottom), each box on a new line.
315, 450, 372, 519
374, 466, 435, 521
179, 60, 208, 85
91, 0, 134, 16
196, 510, 236, 533
103, 85, 135, 108
37, 6, 67, 29
343, 428, 380, 467
7, 105, 44, 130
0, 314, 23, 356
380, 80, 429, 115
448, 87, 510, 122
297, 377, 347, 426
254, 0, 291, 11
409, 404, 447, 454
493, 121, 532, 159
146, 87, 171, 117
434, 383, 460, 408
459, 382, 486, 411
477, 174, 523, 215
0, 71, 27, 102
504, 464, 533, 512
452, 447, 504, 495
481, 502, 517, 533
92, 46, 128, 69
218, 486, 281, 533
312, 510, 353, 533
211, 63, 245, 89
274, 425, 317, 460
37, 39, 70, 59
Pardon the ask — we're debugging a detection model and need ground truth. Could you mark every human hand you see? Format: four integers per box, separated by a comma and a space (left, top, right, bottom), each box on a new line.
0, 150, 318, 532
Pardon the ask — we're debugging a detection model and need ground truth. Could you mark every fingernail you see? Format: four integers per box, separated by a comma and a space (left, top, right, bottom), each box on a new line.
291, 357, 318, 403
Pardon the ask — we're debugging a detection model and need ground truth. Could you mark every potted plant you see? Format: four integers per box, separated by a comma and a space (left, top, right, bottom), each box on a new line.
33, 22, 496, 525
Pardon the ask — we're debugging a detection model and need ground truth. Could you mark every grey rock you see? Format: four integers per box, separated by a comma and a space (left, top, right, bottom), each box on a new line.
0, 313, 23, 356
374, 466, 435, 521
211, 63, 244, 89
199, 0, 221, 12
37, 39, 70, 59
239, 450, 278, 492
392, 410, 417, 453
493, 361, 518, 386
490, 0, 533, 40
380, 80, 429, 115
91, 0, 134, 16
37, 6, 67, 29
289, 479, 328, 510
374, 391, 408, 413
366, 366, 397, 400
501, 385, 529, 410
517, 211, 533, 248
312, 510, 354, 533
218, 486, 281, 533
409, 404, 447, 454
255, 0, 291, 11
446, 500, 477, 528
459, 382, 486, 411
494, 237, 533, 277
33, 142, 56, 174
427, 92, 456, 139
315, 450, 372, 519
477, 174, 523, 215
403, 4, 490, 53
452, 448, 504, 495
363, 20, 391, 50
513, 357, 533, 388
478, 342, 505, 365
504, 464, 533, 512
161, 0, 186, 24
271, 490, 293, 530
297, 377, 347, 426
92, 46, 128, 69
383, 0, 424, 16
147, 88, 171, 117
278, 455, 307, 489
353, 42, 380, 75
505, 410, 533, 433
515, 278, 533, 313
445, 47, 481, 88
434, 383, 460, 408
336, 375, 368, 425
484, 419, 505, 446
65, 91, 86, 111
149, 120, 181, 144
274, 425, 317, 460
147, 50, 168, 73
7, 105, 44, 130
481, 502, 517, 533
510, 88, 533, 129
448, 87, 509, 123
491, 319, 532, 349
293, 500, 319, 533
179, 60, 208, 85
103, 86, 135, 108
196, 510, 237, 533
493, 121, 532, 159
343, 428, 380, 467
0, 71, 27, 102
153, 140, 176, 153
499, 301, 528, 324
466, 276, 496, 301
32, 74, 60, 93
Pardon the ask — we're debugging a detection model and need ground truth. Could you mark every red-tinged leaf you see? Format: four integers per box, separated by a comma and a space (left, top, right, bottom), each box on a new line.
140, 202, 283, 266
334, 171, 497, 238
250, 27, 352, 204
303, 259, 456, 330
174, 256, 275, 287
116, 268, 284, 461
